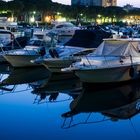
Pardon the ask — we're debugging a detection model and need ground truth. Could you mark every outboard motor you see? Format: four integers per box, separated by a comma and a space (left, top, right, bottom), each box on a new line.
49, 48, 59, 58
39, 47, 46, 57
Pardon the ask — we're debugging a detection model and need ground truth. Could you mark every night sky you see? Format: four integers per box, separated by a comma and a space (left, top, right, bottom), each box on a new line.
52, 0, 140, 7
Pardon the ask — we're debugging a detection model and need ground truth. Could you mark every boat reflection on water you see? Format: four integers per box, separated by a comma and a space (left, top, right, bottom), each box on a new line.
0, 64, 12, 83
0, 66, 50, 86
30, 73, 82, 104
62, 82, 140, 128
0, 66, 51, 95
0, 64, 81, 101
0, 64, 12, 75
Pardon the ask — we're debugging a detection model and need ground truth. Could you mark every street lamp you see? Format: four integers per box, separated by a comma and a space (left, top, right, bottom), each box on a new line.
57, 12, 61, 16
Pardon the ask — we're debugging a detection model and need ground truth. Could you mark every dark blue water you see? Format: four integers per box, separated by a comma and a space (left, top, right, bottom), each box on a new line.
0, 64, 140, 140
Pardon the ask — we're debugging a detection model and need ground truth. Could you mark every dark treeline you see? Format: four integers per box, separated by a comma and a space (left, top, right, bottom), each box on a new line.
1, 0, 140, 22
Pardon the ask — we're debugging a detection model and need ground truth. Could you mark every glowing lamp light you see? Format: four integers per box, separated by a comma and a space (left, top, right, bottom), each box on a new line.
98, 14, 101, 18
30, 17, 35, 22
7, 17, 14, 22
45, 16, 51, 22
57, 12, 61, 15
56, 17, 66, 22
96, 19, 102, 24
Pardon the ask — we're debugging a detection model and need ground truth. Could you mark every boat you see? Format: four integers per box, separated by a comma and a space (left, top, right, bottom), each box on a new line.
61, 82, 140, 128
33, 28, 112, 72
2, 37, 52, 67
49, 21, 80, 36
0, 29, 30, 63
34, 46, 94, 72
63, 38, 140, 84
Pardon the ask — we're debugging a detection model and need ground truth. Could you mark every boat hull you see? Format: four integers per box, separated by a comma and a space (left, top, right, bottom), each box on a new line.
75, 65, 140, 84
3, 54, 41, 67
0, 55, 7, 63
42, 58, 77, 73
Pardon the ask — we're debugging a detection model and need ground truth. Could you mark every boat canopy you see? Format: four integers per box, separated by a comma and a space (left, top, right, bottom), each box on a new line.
93, 40, 140, 57
64, 28, 111, 48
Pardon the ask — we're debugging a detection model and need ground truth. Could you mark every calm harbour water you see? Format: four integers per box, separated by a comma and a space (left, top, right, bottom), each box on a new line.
0, 64, 140, 140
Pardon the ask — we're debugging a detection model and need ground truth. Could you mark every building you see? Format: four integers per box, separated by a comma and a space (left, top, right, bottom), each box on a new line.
71, 0, 117, 7
102, 0, 117, 7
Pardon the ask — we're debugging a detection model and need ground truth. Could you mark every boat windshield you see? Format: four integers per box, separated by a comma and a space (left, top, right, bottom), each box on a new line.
27, 40, 47, 46
33, 34, 44, 40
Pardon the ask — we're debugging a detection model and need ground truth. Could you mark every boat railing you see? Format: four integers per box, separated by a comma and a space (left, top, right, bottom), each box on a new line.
61, 112, 110, 129
81, 55, 133, 68
0, 84, 31, 95
33, 93, 73, 104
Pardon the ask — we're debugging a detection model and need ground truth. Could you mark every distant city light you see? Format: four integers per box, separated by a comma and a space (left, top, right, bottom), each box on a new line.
30, 17, 35, 23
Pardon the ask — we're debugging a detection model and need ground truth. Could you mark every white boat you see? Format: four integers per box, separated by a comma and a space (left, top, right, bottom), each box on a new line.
3, 39, 50, 67
32, 29, 111, 72
50, 22, 80, 36
34, 46, 94, 72
62, 38, 140, 84
32, 30, 51, 41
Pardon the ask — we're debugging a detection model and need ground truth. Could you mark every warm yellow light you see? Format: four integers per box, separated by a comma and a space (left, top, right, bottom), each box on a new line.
45, 16, 51, 22
96, 19, 102, 24
98, 14, 101, 18
7, 17, 14, 22
30, 17, 35, 22
122, 19, 126, 23
57, 12, 61, 15
108, 18, 112, 23
56, 17, 66, 22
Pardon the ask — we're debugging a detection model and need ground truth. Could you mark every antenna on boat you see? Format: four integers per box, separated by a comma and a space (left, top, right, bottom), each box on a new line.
48, 32, 59, 58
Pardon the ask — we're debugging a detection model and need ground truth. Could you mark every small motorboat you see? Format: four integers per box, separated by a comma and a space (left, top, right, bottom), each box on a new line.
63, 38, 140, 84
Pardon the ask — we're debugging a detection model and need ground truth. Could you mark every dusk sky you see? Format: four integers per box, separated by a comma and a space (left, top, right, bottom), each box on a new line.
52, 0, 140, 7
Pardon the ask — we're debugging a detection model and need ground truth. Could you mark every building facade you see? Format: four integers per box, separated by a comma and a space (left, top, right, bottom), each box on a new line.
71, 0, 117, 7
